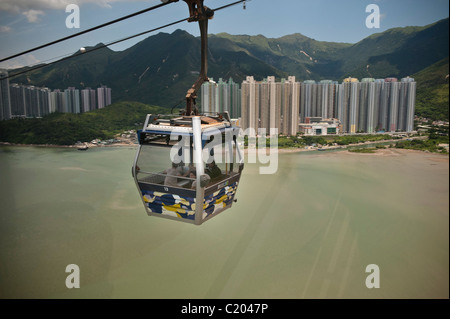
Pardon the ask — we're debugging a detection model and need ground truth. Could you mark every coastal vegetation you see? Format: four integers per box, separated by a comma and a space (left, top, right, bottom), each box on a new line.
393, 135, 449, 154
274, 132, 449, 155
348, 148, 377, 153
276, 134, 401, 149
2, 102, 447, 156
0, 101, 163, 145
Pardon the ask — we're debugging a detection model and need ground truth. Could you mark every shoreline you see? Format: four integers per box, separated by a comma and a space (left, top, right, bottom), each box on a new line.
1, 137, 448, 158
248, 136, 449, 156
0, 141, 137, 149
274, 137, 424, 153
252, 147, 448, 157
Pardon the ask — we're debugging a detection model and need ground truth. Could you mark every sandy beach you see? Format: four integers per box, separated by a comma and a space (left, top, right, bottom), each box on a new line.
338, 147, 449, 160
0, 141, 137, 149
2, 137, 448, 163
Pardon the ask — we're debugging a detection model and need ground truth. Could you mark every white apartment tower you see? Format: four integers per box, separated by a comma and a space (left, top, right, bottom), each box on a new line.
0, 69, 11, 120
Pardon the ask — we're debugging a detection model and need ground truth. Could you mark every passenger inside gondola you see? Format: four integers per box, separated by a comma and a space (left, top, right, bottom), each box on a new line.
163, 162, 182, 187
206, 161, 222, 180
176, 161, 191, 177
189, 170, 197, 189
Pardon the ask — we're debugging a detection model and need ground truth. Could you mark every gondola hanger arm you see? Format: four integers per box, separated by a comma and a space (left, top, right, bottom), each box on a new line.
181, 0, 214, 116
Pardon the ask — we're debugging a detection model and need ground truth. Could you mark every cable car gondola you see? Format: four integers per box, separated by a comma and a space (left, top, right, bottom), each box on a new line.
132, 0, 245, 225
132, 113, 244, 225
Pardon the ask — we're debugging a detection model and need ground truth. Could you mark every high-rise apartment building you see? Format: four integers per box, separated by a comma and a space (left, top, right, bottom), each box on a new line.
398, 77, 416, 132
388, 81, 400, 132
201, 78, 241, 119
335, 77, 416, 133
201, 78, 217, 114
259, 76, 282, 134
50, 89, 64, 113
268, 76, 282, 132
9, 83, 26, 117
337, 81, 353, 133
81, 88, 97, 112
6, 84, 112, 119
282, 76, 300, 136
359, 78, 374, 133
300, 80, 315, 122
241, 76, 259, 135
241, 76, 300, 136
0, 69, 11, 121
25, 86, 38, 117
97, 85, 112, 109
402, 78, 416, 133
349, 81, 360, 134
64, 87, 80, 113
319, 80, 337, 120
240, 75, 416, 136
38, 88, 51, 117
368, 80, 384, 133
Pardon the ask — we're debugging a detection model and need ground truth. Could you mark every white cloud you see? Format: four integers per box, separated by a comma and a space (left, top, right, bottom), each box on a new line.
0, 0, 155, 13
0, 54, 40, 70
0, 0, 156, 23
22, 9, 45, 23
0, 25, 12, 32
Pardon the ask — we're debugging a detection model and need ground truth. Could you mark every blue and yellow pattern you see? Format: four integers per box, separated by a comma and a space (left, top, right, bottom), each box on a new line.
203, 182, 238, 219
141, 182, 239, 221
142, 191, 197, 220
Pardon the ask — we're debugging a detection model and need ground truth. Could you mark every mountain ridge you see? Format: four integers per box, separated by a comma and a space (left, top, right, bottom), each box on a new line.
7, 17, 449, 119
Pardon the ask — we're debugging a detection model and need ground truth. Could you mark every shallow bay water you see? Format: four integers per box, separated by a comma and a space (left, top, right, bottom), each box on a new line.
0, 146, 448, 299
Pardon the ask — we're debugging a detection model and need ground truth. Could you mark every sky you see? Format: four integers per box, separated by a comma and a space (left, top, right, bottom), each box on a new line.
0, 0, 448, 69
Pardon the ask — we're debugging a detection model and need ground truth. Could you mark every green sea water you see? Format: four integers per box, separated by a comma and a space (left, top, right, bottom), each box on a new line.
0, 146, 448, 299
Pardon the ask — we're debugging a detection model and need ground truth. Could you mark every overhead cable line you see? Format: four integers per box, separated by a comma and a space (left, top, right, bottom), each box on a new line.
0, 0, 179, 63
1, 0, 247, 81
2, 17, 189, 80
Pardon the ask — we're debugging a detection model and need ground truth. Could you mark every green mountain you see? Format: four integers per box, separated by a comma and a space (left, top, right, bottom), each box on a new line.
413, 57, 449, 120
343, 18, 449, 79
11, 29, 286, 109
211, 32, 351, 80
14, 43, 116, 88
8, 18, 449, 119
